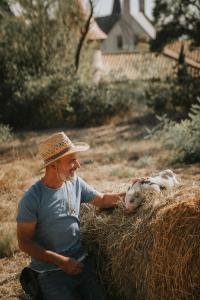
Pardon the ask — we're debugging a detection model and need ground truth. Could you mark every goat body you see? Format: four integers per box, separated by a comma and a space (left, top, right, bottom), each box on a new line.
125, 169, 179, 211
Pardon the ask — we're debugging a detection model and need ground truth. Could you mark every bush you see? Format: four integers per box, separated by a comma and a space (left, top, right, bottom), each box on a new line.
1, 72, 75, 129
146, 76, 200, 121
0, 124, 13, 143
68, 80, 142, 127
0, 0, 85, 129
157, 99, 200, 163
0, 2, 148, 130
0, 74, 145, 130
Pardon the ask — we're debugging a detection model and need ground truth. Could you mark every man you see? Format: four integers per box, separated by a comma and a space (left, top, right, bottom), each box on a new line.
17, 132, 124, 300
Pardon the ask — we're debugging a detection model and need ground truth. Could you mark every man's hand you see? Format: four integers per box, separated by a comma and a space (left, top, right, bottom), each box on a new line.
91, 192, 125, 208
59, 257, 84, 275
17, 223, 84, 275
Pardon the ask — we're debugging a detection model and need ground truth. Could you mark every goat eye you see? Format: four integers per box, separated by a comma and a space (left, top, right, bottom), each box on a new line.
160, 186, 166, 190
127, 186, 131, 191
142, 180, 149, 184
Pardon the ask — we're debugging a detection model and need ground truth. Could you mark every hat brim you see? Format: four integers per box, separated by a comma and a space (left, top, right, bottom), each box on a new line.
40, 142, 90, 169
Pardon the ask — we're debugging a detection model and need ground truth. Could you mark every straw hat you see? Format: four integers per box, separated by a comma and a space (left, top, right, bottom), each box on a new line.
38, 132, 89, 168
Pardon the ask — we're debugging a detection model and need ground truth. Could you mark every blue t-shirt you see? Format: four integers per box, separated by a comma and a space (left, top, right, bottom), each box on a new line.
16, 176, 98, 271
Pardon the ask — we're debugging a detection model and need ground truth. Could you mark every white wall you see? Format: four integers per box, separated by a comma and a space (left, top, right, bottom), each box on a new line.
93, 0, 154, 20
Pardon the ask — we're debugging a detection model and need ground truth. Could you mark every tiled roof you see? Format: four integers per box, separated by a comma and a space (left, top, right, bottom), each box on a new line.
101, 52, 199, 81
164, 40, 200, 69
101, 52, 176, 80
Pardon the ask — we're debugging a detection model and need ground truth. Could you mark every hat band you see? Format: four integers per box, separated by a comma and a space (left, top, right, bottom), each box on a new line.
44, 146, 73, 165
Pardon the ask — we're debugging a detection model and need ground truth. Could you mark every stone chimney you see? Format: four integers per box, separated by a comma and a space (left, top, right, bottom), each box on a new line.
123, 0, 130, 15
112, 0, 121, 15
139, 0, 145, 14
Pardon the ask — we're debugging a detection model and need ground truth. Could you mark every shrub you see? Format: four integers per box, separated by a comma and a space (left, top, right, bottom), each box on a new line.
68, 81, 140, 127
135, 155, 154, 168
157, 99, 200, 163
0, 1, 148, 130
0, 76, 145, 130
0, 124, 13, 143
0, 0, 87, 129
146, 76, 200, 121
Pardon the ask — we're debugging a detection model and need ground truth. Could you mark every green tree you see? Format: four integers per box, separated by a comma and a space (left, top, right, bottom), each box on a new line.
151, 0, 200, 51
0, 0, 12, 17
0, 0, 91, 128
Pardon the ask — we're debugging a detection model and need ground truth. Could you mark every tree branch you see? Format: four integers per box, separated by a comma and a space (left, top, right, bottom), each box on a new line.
75, 0, 93, 73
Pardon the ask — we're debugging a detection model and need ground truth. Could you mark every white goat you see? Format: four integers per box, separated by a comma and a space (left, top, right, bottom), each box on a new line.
124, 169, 179, 211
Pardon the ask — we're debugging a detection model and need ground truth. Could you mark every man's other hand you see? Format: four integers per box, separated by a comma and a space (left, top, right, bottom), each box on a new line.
59, 257, 84, 275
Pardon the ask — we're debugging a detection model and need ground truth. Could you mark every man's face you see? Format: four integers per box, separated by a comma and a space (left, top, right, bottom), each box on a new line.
55, 153, 81, 181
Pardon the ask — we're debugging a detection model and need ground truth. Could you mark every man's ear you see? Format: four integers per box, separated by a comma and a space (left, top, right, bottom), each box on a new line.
48, 162, 57, 170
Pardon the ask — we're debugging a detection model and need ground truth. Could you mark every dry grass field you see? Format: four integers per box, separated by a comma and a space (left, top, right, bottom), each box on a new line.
0, 112, 200, 299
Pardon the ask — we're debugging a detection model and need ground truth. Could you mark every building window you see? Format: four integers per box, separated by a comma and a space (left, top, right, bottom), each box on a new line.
133, 34, 139, 46
117, 35, 123, 49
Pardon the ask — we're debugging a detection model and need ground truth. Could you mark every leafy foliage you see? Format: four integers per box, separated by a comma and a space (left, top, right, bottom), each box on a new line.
150, 0, 200, 122
68, 81, 137, 127
145, 75, 200, 121
0, 0, 87, 129
0, 0, 137, 129
151, 0, 200, 51
157, 99, 200, 163
0, 123, 13, 143
143, 0, 200, 164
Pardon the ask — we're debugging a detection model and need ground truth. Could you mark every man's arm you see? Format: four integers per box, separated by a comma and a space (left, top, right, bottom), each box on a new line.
90, 177, 146, 208
90, 176, 147, 208
90, 192, 125, 208
17, 222, 83, 275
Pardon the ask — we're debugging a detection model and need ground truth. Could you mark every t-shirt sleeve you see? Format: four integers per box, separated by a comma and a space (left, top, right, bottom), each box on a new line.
16, 190, 38, 223
78, 177, 99, 203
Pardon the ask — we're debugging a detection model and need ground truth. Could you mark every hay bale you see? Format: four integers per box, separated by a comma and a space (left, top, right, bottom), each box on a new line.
81, 186, 200, 300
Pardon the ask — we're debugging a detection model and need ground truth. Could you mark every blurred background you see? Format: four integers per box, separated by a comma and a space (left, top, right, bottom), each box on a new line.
0, 1, 200, 299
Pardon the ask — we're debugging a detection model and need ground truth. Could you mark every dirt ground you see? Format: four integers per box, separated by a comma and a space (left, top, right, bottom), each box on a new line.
0, 113, 200, 299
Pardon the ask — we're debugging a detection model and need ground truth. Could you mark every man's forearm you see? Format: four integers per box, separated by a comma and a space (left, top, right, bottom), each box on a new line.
102, 193, 124, 207
19, 240, 65, 267
91, 192, 125, 208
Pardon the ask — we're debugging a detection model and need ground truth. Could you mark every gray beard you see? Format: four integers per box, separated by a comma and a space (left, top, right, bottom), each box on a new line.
68, 171, 77, 182
62, 170, 77, 182
57, 168, 76, 182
